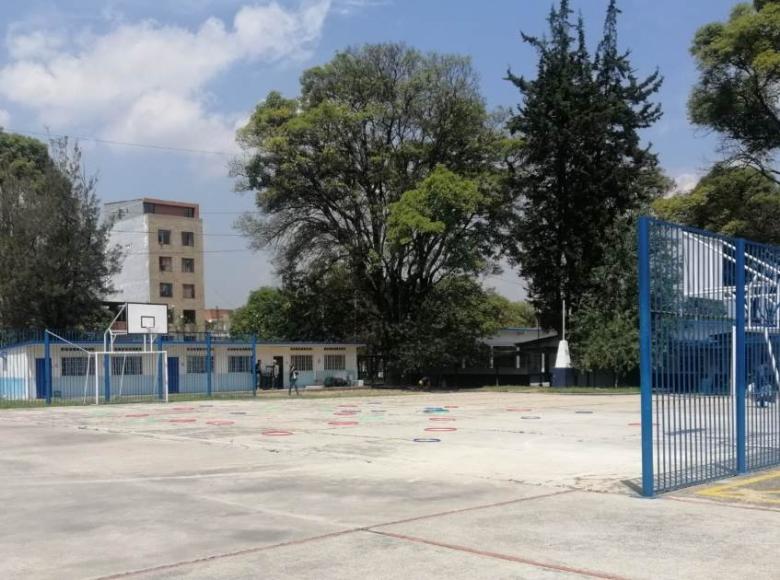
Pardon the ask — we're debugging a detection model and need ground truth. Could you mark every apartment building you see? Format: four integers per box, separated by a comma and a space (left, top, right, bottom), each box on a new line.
104, 198, 206, 329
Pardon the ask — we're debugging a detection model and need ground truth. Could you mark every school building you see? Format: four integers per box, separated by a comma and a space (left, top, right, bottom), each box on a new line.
0, 331, 360, 402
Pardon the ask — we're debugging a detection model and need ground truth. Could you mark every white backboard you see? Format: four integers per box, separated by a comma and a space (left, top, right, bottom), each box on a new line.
126, 303, 169, 335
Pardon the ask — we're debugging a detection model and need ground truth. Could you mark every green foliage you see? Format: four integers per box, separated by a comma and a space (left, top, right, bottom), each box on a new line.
654, 165, 780, 244
571, 305, 639, 384
234, 44, 516, 378
689, 0, 780, 180
487, 294, 537, 328
230, 287, 291, 339
506, 0, 665, 334
0, 133, 120, 329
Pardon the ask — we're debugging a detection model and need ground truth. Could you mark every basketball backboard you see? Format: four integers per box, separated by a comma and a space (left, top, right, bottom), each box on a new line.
126, 303, 169, 335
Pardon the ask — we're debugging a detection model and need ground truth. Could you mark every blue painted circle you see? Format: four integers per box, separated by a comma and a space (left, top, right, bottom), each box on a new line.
413, 438, 441, 443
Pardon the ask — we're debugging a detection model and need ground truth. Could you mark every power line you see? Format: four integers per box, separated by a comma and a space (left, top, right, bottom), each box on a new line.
7, 127, 237, 157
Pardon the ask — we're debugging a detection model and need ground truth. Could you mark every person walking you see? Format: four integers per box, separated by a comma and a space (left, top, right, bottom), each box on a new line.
272, 360, 280, 389
254, 359, 262, 392
288, 364, 300, 396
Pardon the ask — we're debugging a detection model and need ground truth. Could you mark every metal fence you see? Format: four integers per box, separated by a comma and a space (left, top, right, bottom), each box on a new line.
1, 331, 359, 405
639, 218, 780, 496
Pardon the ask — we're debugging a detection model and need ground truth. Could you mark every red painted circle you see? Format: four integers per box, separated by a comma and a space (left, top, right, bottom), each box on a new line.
206, 420, 235, 426
168, 418, 196, 423
329, 421, 359, 426
424, 427, 457, 432
125, 413, 149, 418
262, 430, 293, 436
429, 417, 456, 422
444, 405, 459, 409
507, 408, 532, 412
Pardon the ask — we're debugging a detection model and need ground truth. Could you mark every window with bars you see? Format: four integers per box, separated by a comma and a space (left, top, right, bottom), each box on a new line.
159, 256, 173, 272
158, 229, 171, 245
290, 355, 313, 371
324, 354, 345, 370
228, 356, 252, 373
111, 356, 142, 376
61, 357, 95, 376
160, 283, 173, 298
187, 355, 213, 374
183, 284, 196, 299
182, 258, 195, 273
182, 231, 195, 246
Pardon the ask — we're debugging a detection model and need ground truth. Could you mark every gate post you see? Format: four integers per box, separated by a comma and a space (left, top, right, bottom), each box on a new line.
735, 238, 747, 474
44, 331, 52, 405
638, 217, 654, 497
103, 353, 111, 402
156, 335, 164, 400
206, 332, 213, 397
251, 334, 257, 396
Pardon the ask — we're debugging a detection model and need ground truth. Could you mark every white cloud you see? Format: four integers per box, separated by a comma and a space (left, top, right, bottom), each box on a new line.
673, 173, 701, 195
0, 1, 331, 155
0, 109, 9, 128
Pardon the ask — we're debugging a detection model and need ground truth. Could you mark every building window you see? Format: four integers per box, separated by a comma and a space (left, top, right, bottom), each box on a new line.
183, 284, 196, 299
182, 231, 195, 246
61, 357, 95, 376
291, 355, 313, 371
159, 256, 173, 272
182, 258, 195, 273
111, 356, 142, 376
187, 355, 213, 374
158, 229, 171, 245
159, 283, 173, 298
324, 354, 346, 371
182, 309, 196, 324
167, 307, 174, 324
228, 356, 252, 373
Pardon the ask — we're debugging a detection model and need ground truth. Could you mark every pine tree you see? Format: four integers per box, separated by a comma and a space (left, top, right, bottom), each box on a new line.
506, 0, 665, 334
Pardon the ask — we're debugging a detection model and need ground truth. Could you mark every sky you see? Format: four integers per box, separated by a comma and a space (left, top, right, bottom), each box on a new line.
0, 0, 739, 308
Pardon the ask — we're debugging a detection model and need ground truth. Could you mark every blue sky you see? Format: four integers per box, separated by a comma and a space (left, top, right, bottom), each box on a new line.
0, 0, 738, 307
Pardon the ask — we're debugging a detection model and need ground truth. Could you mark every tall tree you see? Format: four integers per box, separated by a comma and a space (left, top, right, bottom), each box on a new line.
654, 165, 780, 244
234, 44, 516, 378
0, 132, 120, 329
690, 0, 780, 182
506, 0, 664, 334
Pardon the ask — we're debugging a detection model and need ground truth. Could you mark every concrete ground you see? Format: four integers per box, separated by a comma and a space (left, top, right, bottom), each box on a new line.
0, 391, 777, 580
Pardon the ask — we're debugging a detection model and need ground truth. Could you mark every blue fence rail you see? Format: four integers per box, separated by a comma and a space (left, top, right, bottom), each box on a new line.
639, 217, 780, 496
0, 331, 358, 405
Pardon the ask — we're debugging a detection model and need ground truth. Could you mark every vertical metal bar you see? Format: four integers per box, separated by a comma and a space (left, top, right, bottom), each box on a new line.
736, 238, 747, 473
251, 335, 257, 397
44, 331, 52, 405
639, 217, 654, 497
156, 335, 164, 400
206, 332, 213, 397
103, 352, 111, 402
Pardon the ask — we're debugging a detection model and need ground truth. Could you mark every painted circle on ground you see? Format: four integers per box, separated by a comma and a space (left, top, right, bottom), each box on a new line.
338, 404, 359, 408
521, 416, 541, 420
368, 402, 383, 405
125, 413, 149, 418
168, 418, 197, 423
329, 421, 359, 426
230, 412, 247, 415
576, 411, 594, 414
206, 420, 235, 426
262, 430, 293, 436
199, 405, 214, 408
429, 417, 456, 422
507, 408, 532, 412
371, 410, 386, 413
413, 438, 441, 443
334, 411, 359, 416
173, 407, 194, 411
424, 427, 457, 432
444, 405, 459, 409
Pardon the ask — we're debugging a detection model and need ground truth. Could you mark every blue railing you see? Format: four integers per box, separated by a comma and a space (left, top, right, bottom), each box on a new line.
639, 217, 780, 495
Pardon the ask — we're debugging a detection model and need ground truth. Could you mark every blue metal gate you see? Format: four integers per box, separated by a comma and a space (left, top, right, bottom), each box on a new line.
639, 217, 780, 496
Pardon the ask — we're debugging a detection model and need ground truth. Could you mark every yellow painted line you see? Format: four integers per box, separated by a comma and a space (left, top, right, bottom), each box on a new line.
696, 469, 780, 504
